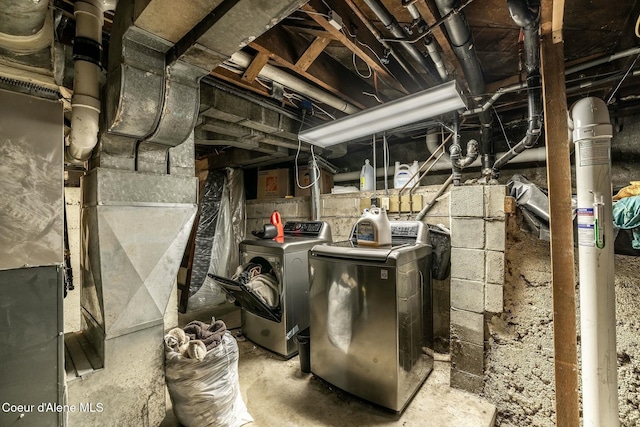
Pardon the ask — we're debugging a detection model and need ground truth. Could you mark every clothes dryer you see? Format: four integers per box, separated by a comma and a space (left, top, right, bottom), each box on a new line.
210, 221, 331, 358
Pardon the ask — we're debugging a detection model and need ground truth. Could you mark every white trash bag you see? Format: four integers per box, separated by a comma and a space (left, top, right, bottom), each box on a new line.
165, 330, 253, 427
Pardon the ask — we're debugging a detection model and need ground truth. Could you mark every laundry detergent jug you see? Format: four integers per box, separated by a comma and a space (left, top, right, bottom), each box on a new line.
355, 207, 391, 247
393, 161, 412, 189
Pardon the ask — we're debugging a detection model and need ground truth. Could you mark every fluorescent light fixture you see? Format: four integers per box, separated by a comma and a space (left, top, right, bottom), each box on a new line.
298, 80, 468, 147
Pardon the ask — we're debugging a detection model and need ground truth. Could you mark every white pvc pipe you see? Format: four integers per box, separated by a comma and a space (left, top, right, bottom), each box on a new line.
572, 97, 619, 427
333, 146, 547, 182
67, 0, 104, 162
229, 51, 360, 115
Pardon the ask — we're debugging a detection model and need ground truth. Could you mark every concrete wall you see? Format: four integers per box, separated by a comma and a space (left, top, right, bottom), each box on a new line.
448, 185, 507, 393
482, 213, 640, 426
246, 183, 453, 345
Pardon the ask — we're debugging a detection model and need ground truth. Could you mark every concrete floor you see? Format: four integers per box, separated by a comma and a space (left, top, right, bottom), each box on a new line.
161, 306, 496, 427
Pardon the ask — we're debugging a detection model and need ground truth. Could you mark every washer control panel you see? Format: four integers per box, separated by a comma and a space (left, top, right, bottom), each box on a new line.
283, 221, 324, 235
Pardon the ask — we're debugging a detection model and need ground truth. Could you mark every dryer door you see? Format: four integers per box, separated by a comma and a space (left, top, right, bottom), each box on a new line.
208, 255, 282, 322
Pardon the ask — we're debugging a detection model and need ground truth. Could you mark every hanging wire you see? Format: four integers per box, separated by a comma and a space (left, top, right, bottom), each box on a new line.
492, 105, 513, 149
352, 52, 373, 79
362, 91, 383, 103
295, 112, 322, 190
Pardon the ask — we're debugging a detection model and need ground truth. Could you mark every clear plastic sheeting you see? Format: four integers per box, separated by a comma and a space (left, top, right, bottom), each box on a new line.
189, 169, 246, 311
507, 175, 551, 241
165, 331, 253, 427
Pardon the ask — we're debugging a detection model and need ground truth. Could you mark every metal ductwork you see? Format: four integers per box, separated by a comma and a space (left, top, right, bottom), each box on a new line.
364, 0, 440, 84
70, 1, 309, 424
434, 0, 493, 175
492, 0, 541, 174
0, 0, 51, 54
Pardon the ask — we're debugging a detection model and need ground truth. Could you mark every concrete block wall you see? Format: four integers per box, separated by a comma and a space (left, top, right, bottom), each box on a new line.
449, 184, 507, 393
245, 186, 452, 240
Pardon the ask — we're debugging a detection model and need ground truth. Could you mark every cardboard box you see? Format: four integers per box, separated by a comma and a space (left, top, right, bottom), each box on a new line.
257, 168, 291, 199
294, 166, 334, 197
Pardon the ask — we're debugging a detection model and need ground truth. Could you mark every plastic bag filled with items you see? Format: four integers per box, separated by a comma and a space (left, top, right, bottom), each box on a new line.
164, 320, 253, 427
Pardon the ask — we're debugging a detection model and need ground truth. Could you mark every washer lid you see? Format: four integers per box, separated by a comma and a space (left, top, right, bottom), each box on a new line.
310, 241, 410, 262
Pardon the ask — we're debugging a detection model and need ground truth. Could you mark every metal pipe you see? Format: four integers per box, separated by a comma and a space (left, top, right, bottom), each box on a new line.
492, 0, 541, 174
344, 0, 423, 88
373, 133, 377, 193
463, 47, 640, 119
566, 46, 640, 75
229, 51, 359, 114
434, 0, 493, 173
66, 0, 104, 162
364, 0, 439, 82
309, 157, 321, 220
415, 174, 453, 220
572, 97, 619, 427
425, 37, 449, 81
333, 146, 547, 182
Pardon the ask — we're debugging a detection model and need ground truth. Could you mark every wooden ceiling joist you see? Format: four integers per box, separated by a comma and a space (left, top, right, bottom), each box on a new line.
249, 26, 379, 109
295, 36, 331, 71
241, 51, 270, 83
300, 2, 409, 95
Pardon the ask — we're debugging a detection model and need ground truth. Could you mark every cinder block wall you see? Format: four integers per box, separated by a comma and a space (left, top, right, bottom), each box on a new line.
449, 185, 507, 393
246, 184, 453, 344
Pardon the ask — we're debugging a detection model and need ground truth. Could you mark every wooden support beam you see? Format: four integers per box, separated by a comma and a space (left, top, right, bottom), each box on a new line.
211, 67, 272, 98
241, 51, 270, 83
295, 36, 331, 71
551, 0, 565, 43
300, 2, 409, 94
540, 0, 580, 425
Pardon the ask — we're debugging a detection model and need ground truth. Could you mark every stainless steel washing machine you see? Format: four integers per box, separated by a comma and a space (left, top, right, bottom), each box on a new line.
210, 221, 331, 358
308, 221, 433, 412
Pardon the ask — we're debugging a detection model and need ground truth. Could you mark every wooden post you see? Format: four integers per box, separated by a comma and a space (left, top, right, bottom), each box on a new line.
540, 1, 580, 425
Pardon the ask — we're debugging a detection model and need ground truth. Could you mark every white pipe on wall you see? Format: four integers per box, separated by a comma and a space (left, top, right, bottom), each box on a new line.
572, 97, 619, 427
67, 0, 104, 162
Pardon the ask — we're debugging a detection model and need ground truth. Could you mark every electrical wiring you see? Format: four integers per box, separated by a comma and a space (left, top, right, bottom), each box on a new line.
362, 91, 383, 103
295, 112, 322, 190
352, 52, 373, 79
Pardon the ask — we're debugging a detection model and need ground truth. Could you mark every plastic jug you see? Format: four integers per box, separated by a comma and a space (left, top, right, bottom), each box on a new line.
355, 207, 391, 247
394, 161, 412, 189
360, 159, 374, 191
410, 160, 420, 187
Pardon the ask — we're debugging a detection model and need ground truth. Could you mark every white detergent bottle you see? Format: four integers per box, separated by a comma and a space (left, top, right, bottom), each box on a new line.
410, 160, 420, 187
393, 161, 412, 189
360, 159, 374, 191
356, 207, 391, 246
